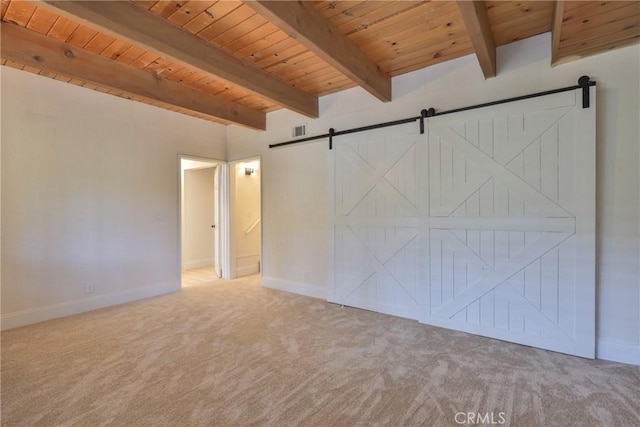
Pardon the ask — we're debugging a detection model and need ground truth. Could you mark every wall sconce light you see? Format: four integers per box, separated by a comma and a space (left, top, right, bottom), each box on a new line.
245, 167, 255, 176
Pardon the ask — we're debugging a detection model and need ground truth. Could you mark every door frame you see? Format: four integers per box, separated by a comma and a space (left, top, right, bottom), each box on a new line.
228, 156, 262, 280
178, 155, 231, 284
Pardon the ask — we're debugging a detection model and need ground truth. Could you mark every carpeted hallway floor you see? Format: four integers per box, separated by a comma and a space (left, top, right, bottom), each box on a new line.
2, 275, 639, 426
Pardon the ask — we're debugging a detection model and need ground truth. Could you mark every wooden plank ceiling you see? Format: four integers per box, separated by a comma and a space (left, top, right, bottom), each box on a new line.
1, 1, 638, 129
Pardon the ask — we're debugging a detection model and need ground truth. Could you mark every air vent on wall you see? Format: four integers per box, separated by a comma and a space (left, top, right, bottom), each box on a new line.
292, 124, 307, 138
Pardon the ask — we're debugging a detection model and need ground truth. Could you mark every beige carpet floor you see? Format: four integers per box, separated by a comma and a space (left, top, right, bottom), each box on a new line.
2, 275, 639, 426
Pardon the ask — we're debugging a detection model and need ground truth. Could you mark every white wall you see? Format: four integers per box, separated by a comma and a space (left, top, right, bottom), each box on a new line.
226, 34, 640, 365
231, 160, 261, 277
1, 67, 227, 329
182, 166, 216, 270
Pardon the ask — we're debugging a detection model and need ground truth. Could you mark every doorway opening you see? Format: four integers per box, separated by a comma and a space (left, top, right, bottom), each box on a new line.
180, 156, 226, 288
229, 157, 261, 279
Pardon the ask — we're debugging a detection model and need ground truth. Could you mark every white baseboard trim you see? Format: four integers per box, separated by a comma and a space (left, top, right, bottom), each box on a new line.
1, 282, 178, 331
261, 276, 327, 300
236, 264, 260, 277
183, 258, 214, 270
597, 338, 640, 366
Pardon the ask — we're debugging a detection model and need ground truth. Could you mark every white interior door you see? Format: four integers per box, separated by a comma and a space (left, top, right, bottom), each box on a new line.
331, 88, 595, 358
183, 166, 216, 270
214, 166, 222, 278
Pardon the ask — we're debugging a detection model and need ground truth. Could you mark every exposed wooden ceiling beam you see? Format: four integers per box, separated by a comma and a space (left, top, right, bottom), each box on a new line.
244, 0, 391, 102
38, 0, 318, 118
456, 0, 496, 79
551, 0, 566, 65
0, 22, 266, 130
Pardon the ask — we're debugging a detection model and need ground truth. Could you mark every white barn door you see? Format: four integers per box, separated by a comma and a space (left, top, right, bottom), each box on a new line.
331, 88, 595, 358
330, 123, 428, 320
424, 90, 595, 357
